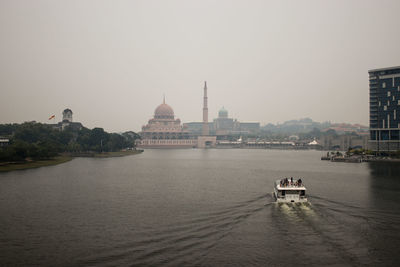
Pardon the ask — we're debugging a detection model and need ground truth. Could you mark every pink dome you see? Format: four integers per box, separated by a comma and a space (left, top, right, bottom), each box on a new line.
154, 103, 174, 119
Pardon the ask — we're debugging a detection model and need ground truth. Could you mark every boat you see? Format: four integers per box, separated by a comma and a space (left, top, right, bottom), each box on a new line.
274, 178, 307, 203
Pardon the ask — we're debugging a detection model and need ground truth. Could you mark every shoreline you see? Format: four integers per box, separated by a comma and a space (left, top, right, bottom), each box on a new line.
0, 150, 143, 172
0, 156, 74, 172
66, 149, 143, 158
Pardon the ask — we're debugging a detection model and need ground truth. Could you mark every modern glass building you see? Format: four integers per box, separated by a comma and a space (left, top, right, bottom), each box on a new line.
369, 66, 400, 152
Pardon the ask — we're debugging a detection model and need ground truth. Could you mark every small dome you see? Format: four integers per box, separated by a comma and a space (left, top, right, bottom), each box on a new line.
63, 108, 72, 114
218, 107, 228, 118
154, 103, 174, 119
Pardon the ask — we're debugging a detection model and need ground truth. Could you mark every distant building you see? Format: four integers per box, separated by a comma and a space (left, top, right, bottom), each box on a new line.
62, 109, 73, 123
0, 138, 9, 147
319, 135, 369, 151
137, 82, 217, 148
324, 123, 369, 135
52, 109, 83, 131
368, 66, 400, 152
213, 107, 260, 138
237, 122, 260, 135
183, 122, 214, 136
214, 107, 234, 135
184, 106, 260, 139
137, 98, 197, 148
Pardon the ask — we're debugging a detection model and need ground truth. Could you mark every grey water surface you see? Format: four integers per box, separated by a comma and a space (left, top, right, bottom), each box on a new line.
1, 149, 400, 266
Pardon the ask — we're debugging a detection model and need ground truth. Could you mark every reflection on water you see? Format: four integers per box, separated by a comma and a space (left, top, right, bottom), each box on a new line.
0, 149, 399, 266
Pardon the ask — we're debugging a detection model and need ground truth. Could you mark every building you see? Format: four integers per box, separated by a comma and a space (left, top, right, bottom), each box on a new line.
0, 138, 9, 147
184, 106, 260, 139
52, 109, 83, 131
369, 66, 400, 152
137, 82, 218, 148
213, 107, 260, 138
214, 107, 234, 135
183, 122, 214, 136
62, 109, 73, 123
137, 98, 197, 148
197, 82, 217, 148
319, 135, 369, 151
237, 122, 260, 135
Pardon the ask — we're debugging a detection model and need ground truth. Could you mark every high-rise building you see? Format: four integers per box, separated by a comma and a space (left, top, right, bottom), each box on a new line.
368, 66, 400, 152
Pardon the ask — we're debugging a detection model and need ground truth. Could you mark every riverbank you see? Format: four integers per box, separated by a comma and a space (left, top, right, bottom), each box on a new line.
0, 150, 143, 172
321, 154, 400, 163
0, 156, 73, 172
68, 150, 143, 158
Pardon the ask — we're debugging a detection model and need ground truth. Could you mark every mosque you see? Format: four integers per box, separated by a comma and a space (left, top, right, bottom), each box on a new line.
137, 98, 198, 148
137, 82, 216, 148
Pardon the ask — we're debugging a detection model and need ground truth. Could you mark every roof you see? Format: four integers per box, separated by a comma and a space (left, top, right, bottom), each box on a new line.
154, 103, 174, 117
368, 66, 400, 73
275, 179, 306, 190
308, 140, 319, 145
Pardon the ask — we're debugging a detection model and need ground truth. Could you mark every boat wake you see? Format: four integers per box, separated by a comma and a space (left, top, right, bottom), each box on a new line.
78, 193, 274, 266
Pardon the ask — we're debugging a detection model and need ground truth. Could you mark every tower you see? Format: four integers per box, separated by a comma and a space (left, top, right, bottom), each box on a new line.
62, 108, 73, 123
202, 81, 209, 136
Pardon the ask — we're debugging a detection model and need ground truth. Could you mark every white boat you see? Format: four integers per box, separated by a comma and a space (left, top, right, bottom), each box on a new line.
274, 178, 307, 203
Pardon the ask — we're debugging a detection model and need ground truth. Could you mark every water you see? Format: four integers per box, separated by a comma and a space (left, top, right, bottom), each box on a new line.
1, 149, 400, 266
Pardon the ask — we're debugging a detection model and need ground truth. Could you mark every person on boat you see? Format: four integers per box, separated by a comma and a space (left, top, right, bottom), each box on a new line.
290, 177, 293, 185
298, 178, 302, 186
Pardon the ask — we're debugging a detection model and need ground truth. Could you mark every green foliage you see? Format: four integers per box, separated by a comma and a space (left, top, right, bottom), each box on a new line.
0, 123, 18, 136
0, 122, 139, 162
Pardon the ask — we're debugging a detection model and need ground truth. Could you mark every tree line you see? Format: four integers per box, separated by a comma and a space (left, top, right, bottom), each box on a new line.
0, 122, 140, 162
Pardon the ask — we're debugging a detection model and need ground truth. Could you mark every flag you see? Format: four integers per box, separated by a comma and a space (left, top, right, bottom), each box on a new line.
48, 115, 55, 120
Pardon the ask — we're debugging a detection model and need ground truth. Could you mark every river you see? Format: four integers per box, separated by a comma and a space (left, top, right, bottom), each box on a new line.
1, 149, 400, 266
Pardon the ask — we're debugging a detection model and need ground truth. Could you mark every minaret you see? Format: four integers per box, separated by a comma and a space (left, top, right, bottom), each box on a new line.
202, 81, 209, 136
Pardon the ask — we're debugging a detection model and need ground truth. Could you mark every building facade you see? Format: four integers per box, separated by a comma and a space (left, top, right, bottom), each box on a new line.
214, 107, 234, 135
319, 135, 369, 151
369, 66, 400, 152
213, 107, 260, 138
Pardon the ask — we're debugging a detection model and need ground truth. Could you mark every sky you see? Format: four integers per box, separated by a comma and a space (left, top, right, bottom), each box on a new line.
1, 0, 400, 132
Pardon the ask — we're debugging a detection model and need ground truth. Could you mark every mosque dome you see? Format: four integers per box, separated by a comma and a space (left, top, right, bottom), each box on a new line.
218, 107, 228, 118
154, 103, 174, 119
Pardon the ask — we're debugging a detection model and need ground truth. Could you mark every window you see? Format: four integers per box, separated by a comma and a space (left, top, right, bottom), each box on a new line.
388, 91, 391, 97
382, 82, 386, 88
379, 101, 381, 106
384, 105, 387, 111
394, 110, 397, 120
388, 100, 390, 106
398, 100, 400, 105
394, 96, 396, 101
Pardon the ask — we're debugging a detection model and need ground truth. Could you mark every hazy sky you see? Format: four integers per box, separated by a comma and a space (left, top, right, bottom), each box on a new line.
1, 0, 399, 132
